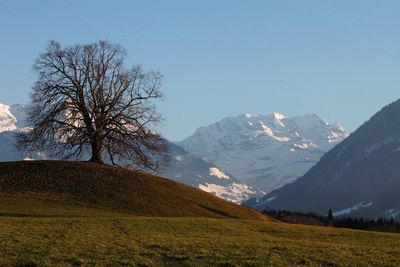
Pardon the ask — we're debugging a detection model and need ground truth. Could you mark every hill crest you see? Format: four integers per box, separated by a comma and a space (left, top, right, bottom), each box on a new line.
0, 160, 269, 220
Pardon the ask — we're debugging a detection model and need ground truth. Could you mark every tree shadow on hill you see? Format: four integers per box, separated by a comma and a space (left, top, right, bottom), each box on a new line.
198, 204, 240, 219
0, 212, 78, 218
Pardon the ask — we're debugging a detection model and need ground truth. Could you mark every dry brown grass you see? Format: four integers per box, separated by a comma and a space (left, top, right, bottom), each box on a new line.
0, 160, 270, 220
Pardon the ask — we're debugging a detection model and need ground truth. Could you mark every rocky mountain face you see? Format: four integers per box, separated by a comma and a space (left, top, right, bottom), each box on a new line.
161, 142, 263, 203
249, 99, 400, 220
178, 112, 347, 193
0, 103, 259, 203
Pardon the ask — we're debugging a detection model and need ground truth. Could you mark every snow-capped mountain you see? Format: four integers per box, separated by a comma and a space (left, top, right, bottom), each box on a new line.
178, 112, 347, 193
249, 99, 400, 220
0, 103, 28, 132
0, 103, 259, 203
0, 104, 18, 132
161, 142, 263, 203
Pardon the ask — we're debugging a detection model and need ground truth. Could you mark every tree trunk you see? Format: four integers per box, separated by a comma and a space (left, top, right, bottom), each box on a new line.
90, 140, 103, 163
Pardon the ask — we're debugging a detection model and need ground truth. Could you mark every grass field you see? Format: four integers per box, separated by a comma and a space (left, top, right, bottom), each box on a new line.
1, 161, 399, 266
1, 197, 400, 266
0, 161, 268, 220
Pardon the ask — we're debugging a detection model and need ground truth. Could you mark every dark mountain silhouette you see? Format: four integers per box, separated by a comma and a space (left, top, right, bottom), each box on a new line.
250, 99, 400, 219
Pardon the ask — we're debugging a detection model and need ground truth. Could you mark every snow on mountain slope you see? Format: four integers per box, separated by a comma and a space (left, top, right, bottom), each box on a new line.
0, 104, 17, 132
0, 103, 259, 203
249, 99, 400, 220
0, 103, 29, 132
161, 142, 263, 203
209, 167, 230, 179
178, 112, 347, 193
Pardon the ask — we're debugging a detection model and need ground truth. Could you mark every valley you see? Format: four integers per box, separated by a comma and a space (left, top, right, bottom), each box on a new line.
1, 3, 399, 265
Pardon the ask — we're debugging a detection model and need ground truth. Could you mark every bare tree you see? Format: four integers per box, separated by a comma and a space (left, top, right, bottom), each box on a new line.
17, 40, 167, 171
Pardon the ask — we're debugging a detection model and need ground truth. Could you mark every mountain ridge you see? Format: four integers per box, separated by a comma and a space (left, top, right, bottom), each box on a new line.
178, 112, 347, 193
250, 99, 400, 219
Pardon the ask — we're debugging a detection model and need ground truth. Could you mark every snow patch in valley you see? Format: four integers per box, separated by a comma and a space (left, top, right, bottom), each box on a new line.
250, 194, 278, 210
209, 167, 230, 180
384, 209, 400, 219
199, 182, 256, 204
293, 143, 312, 150
333, 202, 372, 216
264, 195, 277, 202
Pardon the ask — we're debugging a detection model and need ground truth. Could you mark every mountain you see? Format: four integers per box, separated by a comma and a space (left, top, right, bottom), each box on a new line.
161, 142, 263, 203
250, 99, 400, 220
0, 103, 28, 132
0, 103, 259, 203
0, 103, 18, 132
0, 131, 19, 161
0, 161, 269, 220
178, 112, 347, 193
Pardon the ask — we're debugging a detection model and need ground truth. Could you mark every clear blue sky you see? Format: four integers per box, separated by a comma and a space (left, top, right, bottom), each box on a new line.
1, 0, 400, 141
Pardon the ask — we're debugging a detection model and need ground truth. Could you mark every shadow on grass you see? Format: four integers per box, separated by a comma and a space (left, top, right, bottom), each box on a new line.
198, 204, 240, 219
12, 261, 38, 267
0, 212, 79, 218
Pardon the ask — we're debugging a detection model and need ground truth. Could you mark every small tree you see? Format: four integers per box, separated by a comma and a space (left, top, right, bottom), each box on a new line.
326, 208, 334, 226
17, 40, 167, 170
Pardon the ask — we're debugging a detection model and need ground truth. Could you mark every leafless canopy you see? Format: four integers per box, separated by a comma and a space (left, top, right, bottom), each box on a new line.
17, 40, 167, 171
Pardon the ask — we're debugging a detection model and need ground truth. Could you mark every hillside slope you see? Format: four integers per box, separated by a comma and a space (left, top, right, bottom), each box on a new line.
0, 161, 269, 220
0, 103, 260, 204
162, 142, 263, 203
252, 99, 400, 219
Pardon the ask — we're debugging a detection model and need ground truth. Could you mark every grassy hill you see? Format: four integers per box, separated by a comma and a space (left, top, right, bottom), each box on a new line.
0, 161, 268, 220
2, 161, 400, 266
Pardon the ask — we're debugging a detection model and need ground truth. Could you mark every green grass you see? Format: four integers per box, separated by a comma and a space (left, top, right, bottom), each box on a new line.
1, 197, 400, 266
1, 161, 399, 266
